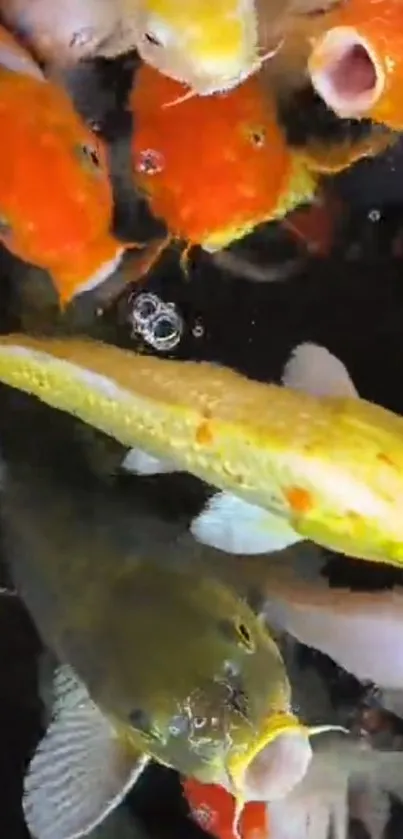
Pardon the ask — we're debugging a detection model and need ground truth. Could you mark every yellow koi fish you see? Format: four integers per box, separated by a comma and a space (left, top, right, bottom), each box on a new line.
0, 336, 403, 566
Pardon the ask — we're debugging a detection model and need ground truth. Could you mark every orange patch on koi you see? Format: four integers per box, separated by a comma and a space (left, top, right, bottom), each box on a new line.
196, 421, 214, 446
285, 486, 314, 513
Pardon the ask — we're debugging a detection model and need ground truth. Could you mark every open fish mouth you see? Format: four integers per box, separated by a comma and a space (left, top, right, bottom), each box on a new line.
227, 713, 313, 803
308, 26, 384, 119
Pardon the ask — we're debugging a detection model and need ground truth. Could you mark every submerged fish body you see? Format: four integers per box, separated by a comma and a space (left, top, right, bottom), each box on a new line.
0, 410, 314, 839
131, 64, 316, 254
0, 25, 124, 305
1, 337, 403, 567
307, 0, 403, 128
260, 549, 403, 695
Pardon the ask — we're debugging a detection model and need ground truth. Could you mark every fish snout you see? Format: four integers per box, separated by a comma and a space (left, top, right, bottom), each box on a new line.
241, 727, 313, 802
227, 714, 313, 804
308, 26, 384, 119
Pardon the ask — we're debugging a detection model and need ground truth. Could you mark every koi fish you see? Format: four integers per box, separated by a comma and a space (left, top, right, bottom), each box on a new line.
2, 336, 403, 567
307, 0, 403, 128
130, 63, 316, 273
0, 407, 320, 839
0, 25, 126, 306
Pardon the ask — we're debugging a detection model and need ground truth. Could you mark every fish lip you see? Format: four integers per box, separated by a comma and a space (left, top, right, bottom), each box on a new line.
308, 26, 385, 119
190, 61, 256, 96
226, 713, 312, 802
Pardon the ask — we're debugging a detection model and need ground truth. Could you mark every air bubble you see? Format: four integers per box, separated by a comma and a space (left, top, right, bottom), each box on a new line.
130, 292, 162, 327
368, 209, 381, 222
142, 309, 184, 351
192, 318, 204, 339
128, 291, 184, 352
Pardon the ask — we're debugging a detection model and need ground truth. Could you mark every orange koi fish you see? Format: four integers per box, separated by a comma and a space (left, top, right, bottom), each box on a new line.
130, 63, 316, 265
183, 777, 269, 839
0, 25, 125, 306
307, 0, 403, 128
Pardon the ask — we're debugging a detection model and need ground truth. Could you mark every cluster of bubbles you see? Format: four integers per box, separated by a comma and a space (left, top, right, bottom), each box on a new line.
128, 291, 184, 352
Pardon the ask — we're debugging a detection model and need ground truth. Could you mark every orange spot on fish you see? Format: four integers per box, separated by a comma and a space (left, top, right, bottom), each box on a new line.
196, 420, 214, 445
285, 485, 314, 513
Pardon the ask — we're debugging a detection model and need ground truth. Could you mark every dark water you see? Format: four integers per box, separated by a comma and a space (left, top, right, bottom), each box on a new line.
1, 53, 403, 839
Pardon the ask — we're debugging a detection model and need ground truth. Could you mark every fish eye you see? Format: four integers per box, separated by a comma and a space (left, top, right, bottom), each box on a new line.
237, 620, 253, 649
249, 129, 266, 148
75, 143, 101, 172
218, 618, 255, 653
144, 31, 163, 47
193, 716, 207, 730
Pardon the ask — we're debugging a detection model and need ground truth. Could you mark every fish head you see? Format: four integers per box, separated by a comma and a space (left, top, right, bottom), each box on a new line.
0, 72, 123, 304
308, 25, 384, 120
306, 0, 403, 128
131, 64, 295, 247
98, 568, 311, 806
133, 0, 260, 95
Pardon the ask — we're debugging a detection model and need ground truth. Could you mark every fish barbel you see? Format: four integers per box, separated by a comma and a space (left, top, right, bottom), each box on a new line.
0, 336, 403, 565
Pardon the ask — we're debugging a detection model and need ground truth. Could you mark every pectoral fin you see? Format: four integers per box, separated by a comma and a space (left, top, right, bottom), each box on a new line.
282, 343, 358, 398
121, 448, 178, 476
23, 664, 148, 839
190, 493, 302, 554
